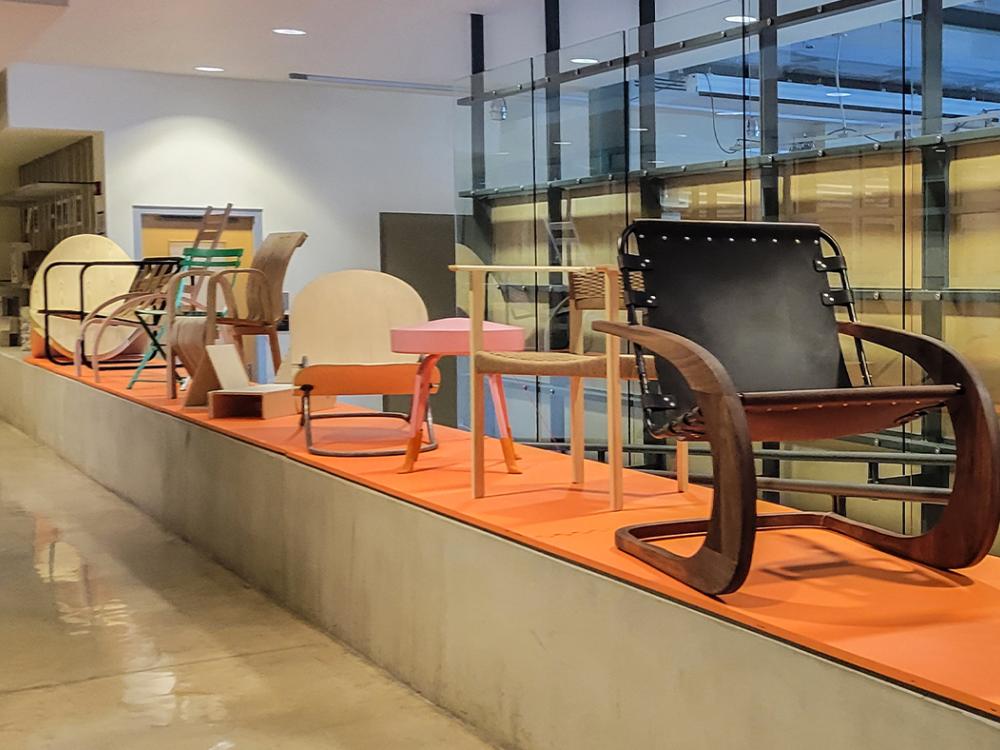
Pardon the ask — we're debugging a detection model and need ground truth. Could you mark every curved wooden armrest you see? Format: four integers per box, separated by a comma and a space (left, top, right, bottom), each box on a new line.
165, 269, 220, 323
84, 291, 154, 322
206, 267, 271, 322
837, 320, 976, 388
592, 320, 736, 397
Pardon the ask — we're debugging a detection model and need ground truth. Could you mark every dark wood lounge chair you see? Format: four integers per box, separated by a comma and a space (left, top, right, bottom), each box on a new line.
595, 219, 1000, 596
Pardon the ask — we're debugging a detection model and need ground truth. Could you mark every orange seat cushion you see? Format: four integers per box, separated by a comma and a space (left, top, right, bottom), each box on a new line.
294, 363, 440, 397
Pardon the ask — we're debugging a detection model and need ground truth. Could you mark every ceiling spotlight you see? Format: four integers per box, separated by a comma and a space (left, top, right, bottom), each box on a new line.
724, 15, 758, 23
273, 28, 307, 36
570, 57, 599, 65
826, 91, 851, 97
194, 66, 225, 73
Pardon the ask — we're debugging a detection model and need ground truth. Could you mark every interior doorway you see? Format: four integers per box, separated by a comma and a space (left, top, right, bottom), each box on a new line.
132, 205, 262, 261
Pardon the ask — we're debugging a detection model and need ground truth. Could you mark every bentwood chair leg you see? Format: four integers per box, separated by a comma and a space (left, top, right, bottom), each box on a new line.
267, 328, 281, 371
569, 376, 585, 484
676, 440, 690, 492
166, 345, 177, 399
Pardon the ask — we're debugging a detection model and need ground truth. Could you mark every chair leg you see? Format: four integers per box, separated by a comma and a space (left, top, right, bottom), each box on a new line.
267, 328, 282, 372
615, 390, 758, 596
487, 374, 520, 475
675, 440, 690, 492
569, 376, 585, 484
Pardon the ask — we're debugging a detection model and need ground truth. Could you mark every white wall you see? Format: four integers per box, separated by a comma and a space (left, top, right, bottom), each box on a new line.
4, 63, 456, 297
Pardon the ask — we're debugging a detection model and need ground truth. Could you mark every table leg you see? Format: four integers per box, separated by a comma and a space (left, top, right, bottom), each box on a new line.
469, 274, 486, 497
400, 355, 439, 473
487, 374, 521, 474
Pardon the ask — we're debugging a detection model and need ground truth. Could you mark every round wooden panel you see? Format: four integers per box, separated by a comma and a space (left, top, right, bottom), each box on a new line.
29, 235, 139, 357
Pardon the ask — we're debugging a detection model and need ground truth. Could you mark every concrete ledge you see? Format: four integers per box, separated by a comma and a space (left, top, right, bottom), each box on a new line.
1, 350, 997, 749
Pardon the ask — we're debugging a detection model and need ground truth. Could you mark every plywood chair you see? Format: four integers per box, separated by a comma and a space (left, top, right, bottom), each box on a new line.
288, 270, 439, 457
125, 246, 244, 388
597, 219, 1000, 595
164, 231, 307, 400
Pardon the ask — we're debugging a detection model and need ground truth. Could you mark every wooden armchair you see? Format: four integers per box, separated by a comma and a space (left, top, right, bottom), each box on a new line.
596, 219, 1000, 595
164, 231, 307, 401
453, 264, 672, 509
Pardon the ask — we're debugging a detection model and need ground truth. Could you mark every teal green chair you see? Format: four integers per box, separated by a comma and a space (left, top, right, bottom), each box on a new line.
127, 247, 244, 388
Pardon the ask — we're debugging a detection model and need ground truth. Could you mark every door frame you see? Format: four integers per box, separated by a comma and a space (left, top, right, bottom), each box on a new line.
131, 205, 264, 258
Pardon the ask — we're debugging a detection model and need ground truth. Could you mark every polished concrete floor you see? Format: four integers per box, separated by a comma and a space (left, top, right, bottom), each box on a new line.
0, 421, 493, 749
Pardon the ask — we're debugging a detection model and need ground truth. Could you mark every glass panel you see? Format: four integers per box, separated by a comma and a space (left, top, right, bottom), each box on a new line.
452, 0, 991, 539
529, 32, 628, 446
454, 58, 542, 433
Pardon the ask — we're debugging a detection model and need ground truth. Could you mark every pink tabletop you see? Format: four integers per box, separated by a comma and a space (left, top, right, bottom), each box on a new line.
391, 317, 525, 356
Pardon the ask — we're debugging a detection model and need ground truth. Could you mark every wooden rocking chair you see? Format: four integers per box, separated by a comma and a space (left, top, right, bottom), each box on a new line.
595, 219, 1000, 596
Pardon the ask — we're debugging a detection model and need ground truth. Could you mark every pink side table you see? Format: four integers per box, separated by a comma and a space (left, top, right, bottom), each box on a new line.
391, 317, 524, 473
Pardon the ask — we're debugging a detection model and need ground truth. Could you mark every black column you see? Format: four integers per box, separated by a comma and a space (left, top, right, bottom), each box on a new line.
919, 0, 950, 521
638, 0, 661, 218
545, 0, 564, 270
468, 14, 492, 261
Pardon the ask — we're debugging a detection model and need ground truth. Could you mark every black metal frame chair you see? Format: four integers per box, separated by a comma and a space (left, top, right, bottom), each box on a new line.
594, 219, 1000, 596
41, 258, 180, 367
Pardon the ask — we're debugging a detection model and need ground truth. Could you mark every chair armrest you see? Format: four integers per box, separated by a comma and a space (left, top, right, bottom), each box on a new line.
83, 292, 151, 322
838, 321, 977, 389
84, 290, 170, 326
206, 268, 271, 321
592, 320, 737, 397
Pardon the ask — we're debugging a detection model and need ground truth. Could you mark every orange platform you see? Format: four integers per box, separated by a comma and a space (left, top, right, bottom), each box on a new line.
27, 356, 1000, 720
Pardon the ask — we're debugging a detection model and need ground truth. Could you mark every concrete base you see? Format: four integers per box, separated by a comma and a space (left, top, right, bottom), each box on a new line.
1, 349, 996, 749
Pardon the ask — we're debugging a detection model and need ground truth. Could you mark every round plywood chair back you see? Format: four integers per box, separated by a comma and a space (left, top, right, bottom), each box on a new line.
29, 234, 137, 357
276, 270, 428, 381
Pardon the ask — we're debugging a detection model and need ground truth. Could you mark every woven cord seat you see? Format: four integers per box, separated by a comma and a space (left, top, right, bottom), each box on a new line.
475, 350, 656, 379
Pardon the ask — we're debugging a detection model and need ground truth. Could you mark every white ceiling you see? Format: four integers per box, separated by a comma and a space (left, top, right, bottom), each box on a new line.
2, 0, 533, 86
0, 0, 67, 75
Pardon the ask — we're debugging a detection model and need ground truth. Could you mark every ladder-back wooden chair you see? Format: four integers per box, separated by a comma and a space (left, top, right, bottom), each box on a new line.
595, 219, 1000, 595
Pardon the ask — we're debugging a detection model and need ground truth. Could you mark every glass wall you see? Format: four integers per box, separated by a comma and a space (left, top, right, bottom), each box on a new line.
455, 0, 1000, 544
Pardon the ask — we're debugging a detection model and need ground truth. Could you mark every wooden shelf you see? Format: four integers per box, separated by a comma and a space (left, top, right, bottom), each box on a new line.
0, 182, 97, 208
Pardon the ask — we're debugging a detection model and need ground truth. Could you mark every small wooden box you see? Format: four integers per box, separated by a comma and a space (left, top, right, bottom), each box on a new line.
208, 388, 297, 420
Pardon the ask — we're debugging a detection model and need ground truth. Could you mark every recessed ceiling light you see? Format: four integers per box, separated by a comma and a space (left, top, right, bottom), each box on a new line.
826, 91, 851, 97
570, 57, 599, 65
554, 141, 572, 146
630, 127, 649, 132
194, 66, 225, 73
273, 28, 307, 36
496, 151, 511, 156
724, 15, 757, 23
676, 134, 688, 138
